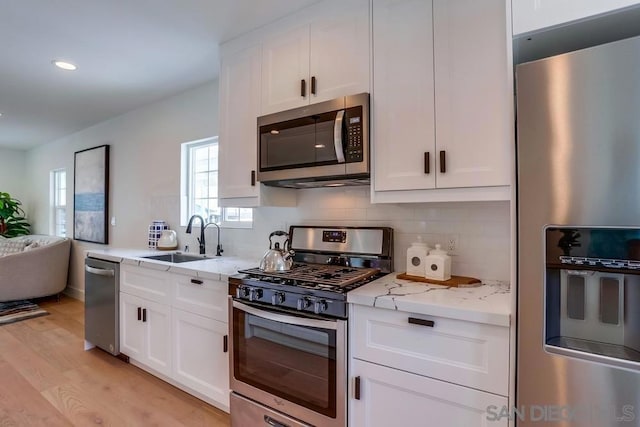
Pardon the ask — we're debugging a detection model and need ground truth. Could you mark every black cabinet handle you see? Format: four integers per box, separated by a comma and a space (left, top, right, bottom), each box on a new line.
142, 308, 147, 323
439, 150, 446, 173
251, 170, 256, 186
354, 376, 361, 400
424, 152, 430, 174
190, 278, 203, 285
408, 317, 435, 327
137, 307, 141, 321
223, 335, 228, 353
311, 76, 316, 95
301, 79, 306, 97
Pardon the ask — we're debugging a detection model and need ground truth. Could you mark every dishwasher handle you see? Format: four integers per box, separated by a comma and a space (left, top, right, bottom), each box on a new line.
85, 265, 115, 277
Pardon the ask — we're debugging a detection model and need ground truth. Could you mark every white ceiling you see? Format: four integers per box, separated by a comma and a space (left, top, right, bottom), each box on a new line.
0, 0, 320, 150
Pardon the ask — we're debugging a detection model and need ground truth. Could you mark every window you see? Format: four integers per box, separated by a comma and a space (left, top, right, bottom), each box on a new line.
181, 137, 252, 228
50, 168, 66, 237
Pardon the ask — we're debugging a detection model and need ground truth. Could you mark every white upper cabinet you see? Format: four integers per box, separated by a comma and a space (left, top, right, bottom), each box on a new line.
218, 43, 296, 207
372, 0, 436, 192
218, 44, 262, 201
432, 0, 512, 189
513, 0, 640, 35
260, 0, 370, 115
261, 26, 310, 114
371, 0, 513, 203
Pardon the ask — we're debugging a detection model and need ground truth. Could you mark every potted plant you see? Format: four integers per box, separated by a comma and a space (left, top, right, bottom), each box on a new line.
0, 192, 31, 237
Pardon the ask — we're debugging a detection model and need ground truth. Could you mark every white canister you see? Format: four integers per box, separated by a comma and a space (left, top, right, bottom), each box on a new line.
425, 244, 452, 281
406, 236, 430, 276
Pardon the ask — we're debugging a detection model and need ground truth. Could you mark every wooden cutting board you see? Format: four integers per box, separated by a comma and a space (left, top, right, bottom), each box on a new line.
396, 272, 482, 287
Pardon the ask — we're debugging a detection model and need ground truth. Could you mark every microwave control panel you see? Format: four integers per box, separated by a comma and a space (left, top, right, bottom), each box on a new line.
346, 106, 364, 163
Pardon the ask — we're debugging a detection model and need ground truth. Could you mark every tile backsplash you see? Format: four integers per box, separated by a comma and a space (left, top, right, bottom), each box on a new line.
221, 187, 511, 282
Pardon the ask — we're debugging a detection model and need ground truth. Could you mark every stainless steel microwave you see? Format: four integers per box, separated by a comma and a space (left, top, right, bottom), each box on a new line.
257, 93, 369, 188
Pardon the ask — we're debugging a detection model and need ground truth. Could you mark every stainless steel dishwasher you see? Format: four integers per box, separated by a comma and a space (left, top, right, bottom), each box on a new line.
85, 257, 120, 356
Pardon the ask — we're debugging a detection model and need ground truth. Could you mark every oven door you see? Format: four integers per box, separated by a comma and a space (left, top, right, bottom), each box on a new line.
229, 298, 347, 427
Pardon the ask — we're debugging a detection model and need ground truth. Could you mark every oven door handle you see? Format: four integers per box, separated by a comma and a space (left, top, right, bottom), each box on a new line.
232, 300, 338, 331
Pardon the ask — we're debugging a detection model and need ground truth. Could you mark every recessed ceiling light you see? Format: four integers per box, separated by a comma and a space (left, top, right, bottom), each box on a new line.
52, 60, 77, 71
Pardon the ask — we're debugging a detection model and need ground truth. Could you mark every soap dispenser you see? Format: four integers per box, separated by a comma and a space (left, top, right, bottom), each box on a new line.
425, 244, 452, 281
406, 236, 430, 276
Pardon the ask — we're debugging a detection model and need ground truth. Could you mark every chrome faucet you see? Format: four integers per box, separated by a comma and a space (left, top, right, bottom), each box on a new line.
186, 215, 206, 254
185, 214, 223, 256
204, 222, 224, 256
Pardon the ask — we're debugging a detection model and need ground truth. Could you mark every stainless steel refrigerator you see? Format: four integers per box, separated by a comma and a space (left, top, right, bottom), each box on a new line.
517, 36, 640, 426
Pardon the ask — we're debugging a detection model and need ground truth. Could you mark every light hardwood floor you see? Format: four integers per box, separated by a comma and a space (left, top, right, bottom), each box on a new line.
0, 295, 230, 426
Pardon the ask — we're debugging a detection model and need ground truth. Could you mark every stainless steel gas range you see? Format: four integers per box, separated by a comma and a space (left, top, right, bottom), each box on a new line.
228, 225, 393, 427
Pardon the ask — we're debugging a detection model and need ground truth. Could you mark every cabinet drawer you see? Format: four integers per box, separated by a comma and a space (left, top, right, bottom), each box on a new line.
351, 359, 508, 427
120, 264, 171, 304
351, 305, 509, 396
172, 273, 228, 322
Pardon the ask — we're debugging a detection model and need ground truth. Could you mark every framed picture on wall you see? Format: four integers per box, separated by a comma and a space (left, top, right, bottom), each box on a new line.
73, 145, 109, 244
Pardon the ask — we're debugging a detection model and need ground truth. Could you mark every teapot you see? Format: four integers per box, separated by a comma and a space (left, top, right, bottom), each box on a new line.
259, 230, 295, 272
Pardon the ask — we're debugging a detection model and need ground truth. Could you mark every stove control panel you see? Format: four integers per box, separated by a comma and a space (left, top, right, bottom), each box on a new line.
234, 283, 345, 318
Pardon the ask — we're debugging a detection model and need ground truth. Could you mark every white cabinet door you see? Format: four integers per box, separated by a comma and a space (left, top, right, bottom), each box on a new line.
351, 359, 508, 427
172, 308, 229, 409
120, 264, 172, 304
261, 25, 310, 115
218, 44, 262, 201
372, 0, 436, 191
119, 292, 171, 377
512, 0, 640, 35
119, 292, 145, 360
143, 298, 172, 377
309, 0, 370, 104
432, 0, 512, 189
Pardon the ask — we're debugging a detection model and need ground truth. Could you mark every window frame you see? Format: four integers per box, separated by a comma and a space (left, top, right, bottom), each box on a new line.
180, 137, 252, 229
50, 168, 67, 237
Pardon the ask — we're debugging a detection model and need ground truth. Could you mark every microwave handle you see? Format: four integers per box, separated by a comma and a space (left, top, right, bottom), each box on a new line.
334, 109, 346, 164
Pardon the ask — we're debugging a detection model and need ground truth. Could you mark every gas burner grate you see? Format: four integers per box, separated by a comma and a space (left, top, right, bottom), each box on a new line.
239, 263, 380, 288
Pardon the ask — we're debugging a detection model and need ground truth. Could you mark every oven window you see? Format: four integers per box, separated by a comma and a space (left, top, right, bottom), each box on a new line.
232, 306, 337, 417
259, 110, 343, 171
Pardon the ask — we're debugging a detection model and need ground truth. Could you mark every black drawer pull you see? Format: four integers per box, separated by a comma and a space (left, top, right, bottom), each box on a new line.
439, 150, 446, 173
251, 170, 256, 186
223, 335, 228, 353
142, 308, 147, 323
311, 76, 316, 95
301, 79, 306, 97
190, 278, 203, 285
408, 317, 434, 327
137, 307, 141, 321
354, 376, 361, 400
424, 152, 430, 174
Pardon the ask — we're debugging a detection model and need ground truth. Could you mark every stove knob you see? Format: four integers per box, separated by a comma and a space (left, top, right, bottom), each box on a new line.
314, 299, 328, 314
249, 288, 263, 302
297, 297, 312, 311
236, 286, 250, 299
271, 292, 285, 306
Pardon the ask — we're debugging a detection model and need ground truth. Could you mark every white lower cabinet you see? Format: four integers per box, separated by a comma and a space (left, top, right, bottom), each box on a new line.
172, 308, 229, 408
350, 304, 510, 426
119, 292, 172, 377
351, 359, 508, 427
119, 265, 230, 411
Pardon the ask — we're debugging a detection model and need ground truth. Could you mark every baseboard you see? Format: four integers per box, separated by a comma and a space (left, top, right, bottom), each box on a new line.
64, 287, 85, 302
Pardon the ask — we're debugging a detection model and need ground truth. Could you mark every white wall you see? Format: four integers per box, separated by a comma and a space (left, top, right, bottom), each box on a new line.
0, 148, 27, 201
25, 81, 219, 298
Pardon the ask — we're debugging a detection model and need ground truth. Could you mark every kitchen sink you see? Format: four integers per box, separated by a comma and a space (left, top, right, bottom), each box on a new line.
141, 253, 209, 263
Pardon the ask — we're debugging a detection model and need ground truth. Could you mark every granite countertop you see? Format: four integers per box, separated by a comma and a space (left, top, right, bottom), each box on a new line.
347, 273, 511, 327
86, 248, 258, 281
